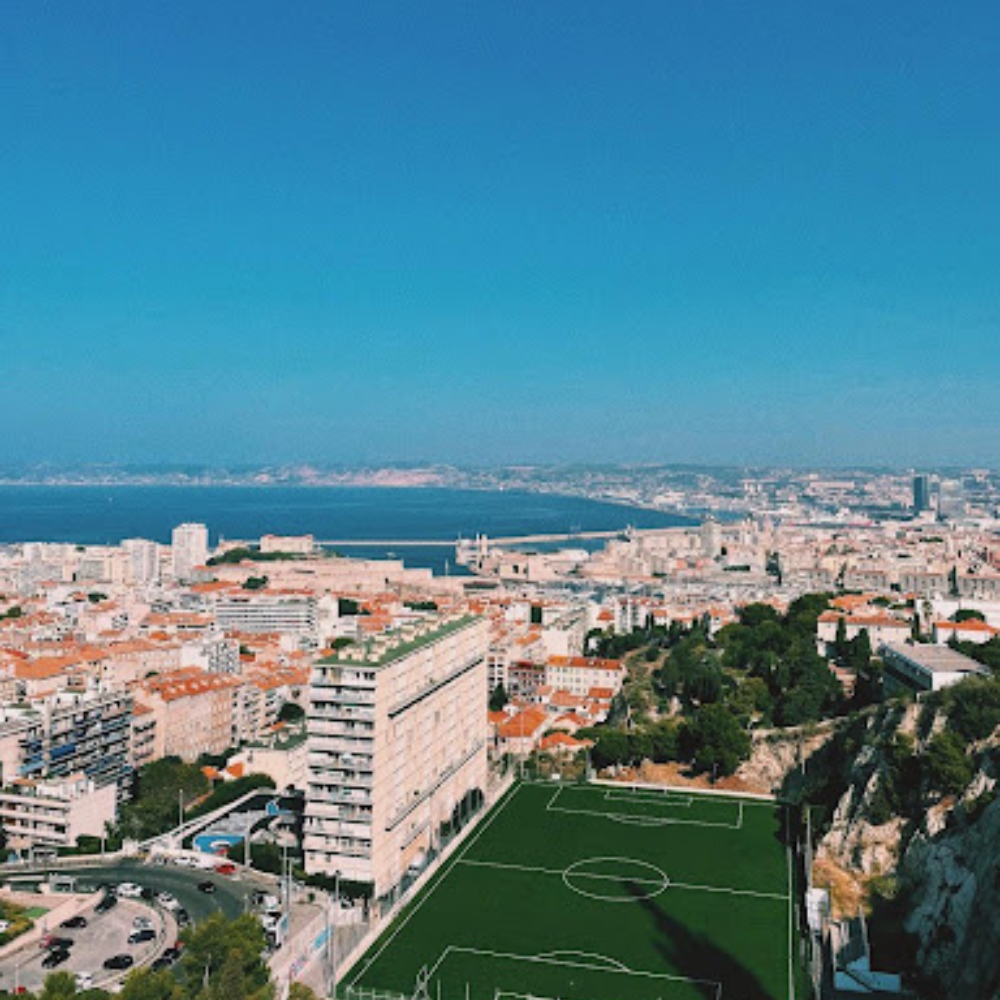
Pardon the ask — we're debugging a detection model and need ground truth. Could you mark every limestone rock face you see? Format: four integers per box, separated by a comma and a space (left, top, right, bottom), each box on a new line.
736, 703, 1000, 998
899, 795, 1000, 999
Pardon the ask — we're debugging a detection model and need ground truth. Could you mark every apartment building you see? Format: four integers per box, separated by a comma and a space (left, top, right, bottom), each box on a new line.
544, 656, 625, 696
215, 594, 318, 636
172, 522, 209, 582
138, 668, 242, 761
0, 775, 117, 849
304, 614, 488, 900
0, 690, 133, 800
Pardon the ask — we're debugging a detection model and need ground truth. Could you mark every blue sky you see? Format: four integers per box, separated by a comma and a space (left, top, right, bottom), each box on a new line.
2, 2, 998, 467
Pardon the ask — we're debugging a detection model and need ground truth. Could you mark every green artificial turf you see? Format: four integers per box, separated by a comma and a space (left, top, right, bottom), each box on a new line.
344, 782, 794, 1000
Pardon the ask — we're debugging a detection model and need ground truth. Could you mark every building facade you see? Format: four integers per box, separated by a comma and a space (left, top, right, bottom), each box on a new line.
304, 615, 488, 900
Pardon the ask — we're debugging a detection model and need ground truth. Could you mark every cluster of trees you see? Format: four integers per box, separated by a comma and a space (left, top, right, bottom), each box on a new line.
111, 758, 275, 844
581, 595, 848, 778
207, 548, 302, 566
0, 605, 22, 620
12, 914, 320, 1000
949, 636, 1000, 674
868, 730, 974, 824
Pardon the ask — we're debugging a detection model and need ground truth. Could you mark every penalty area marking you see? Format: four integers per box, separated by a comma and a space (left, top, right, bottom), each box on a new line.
547, 786, 744, 830
602, 789, 693, 808
428, 945, 723, 1000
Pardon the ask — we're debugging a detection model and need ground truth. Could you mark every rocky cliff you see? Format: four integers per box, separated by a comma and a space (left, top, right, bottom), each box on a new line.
737, 700, 1000, 999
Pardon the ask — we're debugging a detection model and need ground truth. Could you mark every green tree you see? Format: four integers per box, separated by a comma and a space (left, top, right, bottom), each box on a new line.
834, 617, 848, 663
489, 684, 509, 712
179, 914, 271, 999
924, 732, 973, 796
276, 702, 305, 723
120, 969, 186, 1000
210, 950, 248, 1000
681, 704, 751, 777
116, 757, 211, 840
953, 608, 986, 623
39, 973, 78, 1000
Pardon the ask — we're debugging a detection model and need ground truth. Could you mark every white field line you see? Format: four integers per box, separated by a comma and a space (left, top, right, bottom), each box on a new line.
457, 856, 789, 902
546, 786, 742, 830
433, 944, 723, 998
347, 783, 522, 987
589, 776, 777, 804
787, 806, 796, 1000
602, 789, 694, 808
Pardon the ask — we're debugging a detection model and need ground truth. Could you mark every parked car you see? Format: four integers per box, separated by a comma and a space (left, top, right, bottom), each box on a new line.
127, 928, 156, 945
161, 946, 182, 963
75, 973, 94, 991
132, 916, 153, 930
0, 920, 10, 934
95, 894, 118, 914
115, 882, 143, 898
197, 880, 215, 894
42, 949, 70, 969
175, 908, 191, 927
60, 916, 88, 929
103, 954, 134, 971
41, 936, 74, 951
215, 862, 237, 876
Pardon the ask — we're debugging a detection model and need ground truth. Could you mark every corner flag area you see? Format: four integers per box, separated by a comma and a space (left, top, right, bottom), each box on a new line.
343, 781, 796, 1000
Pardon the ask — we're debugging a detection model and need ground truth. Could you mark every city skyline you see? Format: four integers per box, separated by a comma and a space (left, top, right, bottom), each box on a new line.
4, 2, 999, 467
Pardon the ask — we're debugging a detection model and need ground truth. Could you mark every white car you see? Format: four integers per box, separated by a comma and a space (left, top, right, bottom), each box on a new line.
156, 892, 180, 911
0, 919, 10, 933
115, 883, 143, 898
259, 912, 282, 931
75, 973, 94, 991
132, 916, 153, 930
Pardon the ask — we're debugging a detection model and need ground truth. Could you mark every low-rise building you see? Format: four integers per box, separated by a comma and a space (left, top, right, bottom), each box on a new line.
879, 642, 987, 695
0, 774, 118, 849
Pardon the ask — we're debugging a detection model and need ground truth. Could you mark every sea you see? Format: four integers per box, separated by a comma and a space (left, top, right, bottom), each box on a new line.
0, 486, 694, 577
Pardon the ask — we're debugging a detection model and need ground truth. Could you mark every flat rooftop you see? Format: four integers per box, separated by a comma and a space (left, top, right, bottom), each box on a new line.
318, 614, 478, 668
881, 641, 986, 675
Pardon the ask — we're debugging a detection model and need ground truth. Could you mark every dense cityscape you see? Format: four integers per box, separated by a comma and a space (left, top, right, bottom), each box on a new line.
0, 468, 997, 996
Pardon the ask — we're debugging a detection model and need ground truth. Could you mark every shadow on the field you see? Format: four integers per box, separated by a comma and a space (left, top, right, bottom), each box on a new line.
627, 881, 776, 1000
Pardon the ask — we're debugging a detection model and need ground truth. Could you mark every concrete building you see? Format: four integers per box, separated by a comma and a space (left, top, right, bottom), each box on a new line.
121, 538, 161, 585
138, 668, 242, 762
0, 775, 118, 849
260, 534, 315, 555
879, 642, 987, 695
304, 615, 488, 900
544, 656, 625, 697
912, 475, 932, 514
816, 612, 914, 657
172, 523, 209, 583
0, 691, 133, 801
216, 595, 318, 636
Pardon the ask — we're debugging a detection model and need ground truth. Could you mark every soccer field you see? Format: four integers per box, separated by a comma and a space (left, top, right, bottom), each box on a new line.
344, 781, 795, 1000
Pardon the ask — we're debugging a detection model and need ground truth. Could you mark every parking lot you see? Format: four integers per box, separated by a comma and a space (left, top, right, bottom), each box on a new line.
0, 896, 168, 994
0, 858, 274, 992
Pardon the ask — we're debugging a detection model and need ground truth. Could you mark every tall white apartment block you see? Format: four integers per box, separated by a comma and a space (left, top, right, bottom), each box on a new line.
171, 522, 209, 582
304, 615, 488, 900
122, 538, 161, 584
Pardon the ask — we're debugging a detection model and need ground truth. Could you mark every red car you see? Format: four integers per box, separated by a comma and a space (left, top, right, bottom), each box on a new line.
214, 862, 237, 876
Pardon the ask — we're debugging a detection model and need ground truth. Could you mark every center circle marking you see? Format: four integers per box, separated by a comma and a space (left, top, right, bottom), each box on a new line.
561, 856, 670, 903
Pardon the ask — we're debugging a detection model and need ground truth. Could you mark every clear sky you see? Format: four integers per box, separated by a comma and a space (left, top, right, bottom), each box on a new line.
3, 2, 998, 468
